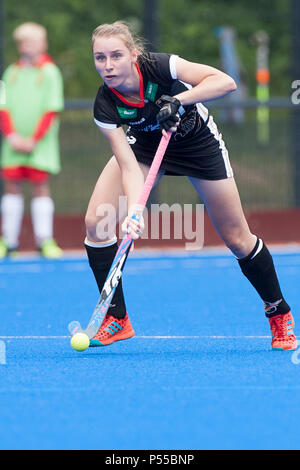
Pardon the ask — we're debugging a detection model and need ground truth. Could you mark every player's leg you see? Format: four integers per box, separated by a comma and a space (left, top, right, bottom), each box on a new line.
0, 176, 24, 257
31, 175, 62, 258
85, 156, 163, 346
85, 156, 128, 325
85, 156, 134, 345
189, 176, 256, 256
189, 176, 297, 350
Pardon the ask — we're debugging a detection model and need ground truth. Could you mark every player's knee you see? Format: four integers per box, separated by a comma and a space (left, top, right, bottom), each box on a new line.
222, 229, 255, 257
4, 180, 22, 195
32, 182, 50, 198
85, 212, 98, 239
85, 212, 116, 243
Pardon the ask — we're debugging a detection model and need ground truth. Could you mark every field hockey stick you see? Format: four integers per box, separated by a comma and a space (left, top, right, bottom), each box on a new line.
68, 131, 172, 339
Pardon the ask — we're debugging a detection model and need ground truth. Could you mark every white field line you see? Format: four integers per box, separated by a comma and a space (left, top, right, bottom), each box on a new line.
0, 334, 276, 339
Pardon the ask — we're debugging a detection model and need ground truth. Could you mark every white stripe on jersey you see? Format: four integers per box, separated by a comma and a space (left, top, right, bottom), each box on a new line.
169, 54, 178, 80
195, 102, 209, 122
94, 118, 117, 130
206, 115, 233, 178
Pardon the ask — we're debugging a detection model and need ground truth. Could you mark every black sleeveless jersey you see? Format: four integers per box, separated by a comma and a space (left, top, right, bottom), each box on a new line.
93, 52, 233, 180
93, 52, 210, 148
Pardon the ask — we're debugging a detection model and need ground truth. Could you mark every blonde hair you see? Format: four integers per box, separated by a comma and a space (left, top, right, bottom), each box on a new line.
13, 22, 47, 42
92, 20, 145, 56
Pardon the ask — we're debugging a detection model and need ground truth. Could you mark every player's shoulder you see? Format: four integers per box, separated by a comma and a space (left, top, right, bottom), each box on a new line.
138, 51, 172, 68
95, 81, 119, 106
94, 82, 112, 106
93, 83, 120, 125
138, 51, 176, 82
95, 82, 106, 97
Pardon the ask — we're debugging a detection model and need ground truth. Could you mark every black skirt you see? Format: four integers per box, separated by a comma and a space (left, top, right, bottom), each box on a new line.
126, 118, 233, 181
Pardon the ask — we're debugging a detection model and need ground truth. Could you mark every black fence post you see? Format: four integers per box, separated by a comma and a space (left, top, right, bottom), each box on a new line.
143, 0, 159, 52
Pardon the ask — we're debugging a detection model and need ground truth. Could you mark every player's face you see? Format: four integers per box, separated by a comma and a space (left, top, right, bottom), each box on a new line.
17, 36, 47, 60
93, 36, 137, 89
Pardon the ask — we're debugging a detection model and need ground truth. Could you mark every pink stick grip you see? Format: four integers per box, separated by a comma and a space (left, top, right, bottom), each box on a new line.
137, 131, 172, 207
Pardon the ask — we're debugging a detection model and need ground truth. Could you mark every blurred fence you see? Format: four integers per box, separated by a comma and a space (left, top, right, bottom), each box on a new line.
46, 98, 299, 215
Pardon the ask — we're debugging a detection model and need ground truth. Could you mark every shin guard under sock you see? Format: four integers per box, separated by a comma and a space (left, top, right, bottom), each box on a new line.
85, 240, 127, 319
238, 238, 290, 317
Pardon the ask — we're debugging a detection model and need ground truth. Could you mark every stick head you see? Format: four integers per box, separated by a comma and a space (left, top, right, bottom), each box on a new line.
68, 321, 82, 336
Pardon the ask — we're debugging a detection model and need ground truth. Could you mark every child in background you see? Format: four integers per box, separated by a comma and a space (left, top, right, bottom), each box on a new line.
0, 22, 64, 258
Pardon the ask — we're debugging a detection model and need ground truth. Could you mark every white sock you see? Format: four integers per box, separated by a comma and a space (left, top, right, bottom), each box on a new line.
1, 193, 24, 249
84, 235, 118, 248
30, 196, 54, 246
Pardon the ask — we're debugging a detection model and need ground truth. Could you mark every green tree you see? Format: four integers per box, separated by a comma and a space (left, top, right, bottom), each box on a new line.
3, 0, 291, 98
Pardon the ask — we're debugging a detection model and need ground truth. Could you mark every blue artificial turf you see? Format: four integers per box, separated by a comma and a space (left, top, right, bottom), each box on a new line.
0, 249, 299, 450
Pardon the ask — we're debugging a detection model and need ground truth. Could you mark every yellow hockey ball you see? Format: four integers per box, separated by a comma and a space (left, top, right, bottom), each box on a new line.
70, 332, 90, 351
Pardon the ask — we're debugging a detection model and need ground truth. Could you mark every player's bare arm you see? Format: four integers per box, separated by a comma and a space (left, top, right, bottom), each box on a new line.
173, 56, 237, 105
100, 125, 145, 209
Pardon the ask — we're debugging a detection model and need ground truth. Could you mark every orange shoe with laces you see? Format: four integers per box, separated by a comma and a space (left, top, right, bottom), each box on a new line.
269, 312, 298, 351
89, 313, 135, 347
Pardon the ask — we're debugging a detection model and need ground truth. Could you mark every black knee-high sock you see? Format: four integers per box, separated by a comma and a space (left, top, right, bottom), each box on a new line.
85, 242, 127, 319
238, 238, 290, 317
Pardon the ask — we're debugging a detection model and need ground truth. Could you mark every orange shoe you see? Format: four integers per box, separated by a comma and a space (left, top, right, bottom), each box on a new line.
269, 312, 298, 351
89, 313, 134, 347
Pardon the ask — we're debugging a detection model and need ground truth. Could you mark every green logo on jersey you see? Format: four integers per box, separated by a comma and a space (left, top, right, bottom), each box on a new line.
116, 106, 137, 119
145, 81, 158, 102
